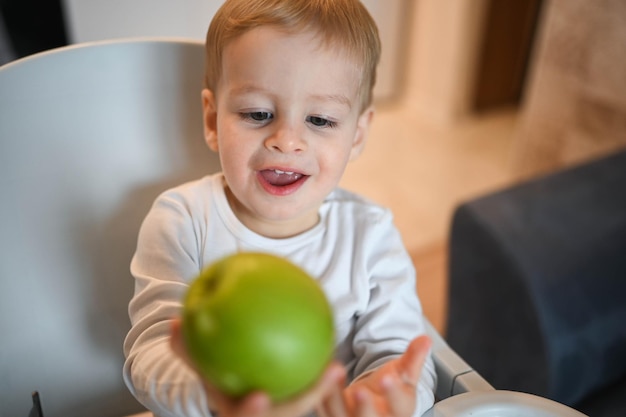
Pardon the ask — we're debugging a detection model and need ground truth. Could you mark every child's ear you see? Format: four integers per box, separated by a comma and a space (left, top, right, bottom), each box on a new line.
349, 106, 374, 161
202, 89, 219, 152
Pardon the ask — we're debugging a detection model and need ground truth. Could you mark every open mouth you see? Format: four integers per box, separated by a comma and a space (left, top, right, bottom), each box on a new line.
260, 169, 305, 186
258, 169, 309, 195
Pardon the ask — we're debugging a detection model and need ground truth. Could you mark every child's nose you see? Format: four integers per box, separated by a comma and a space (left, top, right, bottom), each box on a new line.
264, 125, 306, 154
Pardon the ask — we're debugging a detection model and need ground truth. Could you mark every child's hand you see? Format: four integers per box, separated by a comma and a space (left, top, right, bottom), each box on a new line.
317, 336, 431, 417
170, 318, 346, 417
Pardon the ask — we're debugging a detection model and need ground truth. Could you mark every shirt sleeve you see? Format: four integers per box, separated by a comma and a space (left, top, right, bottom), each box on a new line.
122, 192, 212, 417
350, 210, 437, 416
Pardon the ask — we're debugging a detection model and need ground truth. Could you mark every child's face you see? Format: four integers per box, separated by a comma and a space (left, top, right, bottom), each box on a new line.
203, 26, 373, 238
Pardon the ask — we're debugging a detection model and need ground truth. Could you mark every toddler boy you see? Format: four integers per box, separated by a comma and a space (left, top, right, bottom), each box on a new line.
123, 1, 436, 416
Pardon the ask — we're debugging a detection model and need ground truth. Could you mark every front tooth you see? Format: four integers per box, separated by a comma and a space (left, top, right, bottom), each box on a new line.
274, 169, 285, 174
285, 171, 294, 175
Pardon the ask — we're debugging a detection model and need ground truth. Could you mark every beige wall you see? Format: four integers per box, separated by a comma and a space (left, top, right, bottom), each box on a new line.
512, 0, 626, 178
403, 0, 490, 126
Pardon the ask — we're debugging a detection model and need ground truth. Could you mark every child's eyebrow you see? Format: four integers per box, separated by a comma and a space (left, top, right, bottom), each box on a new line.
310, 94, 353, 109
229, 85, 266, 96
229, 85, 352, 109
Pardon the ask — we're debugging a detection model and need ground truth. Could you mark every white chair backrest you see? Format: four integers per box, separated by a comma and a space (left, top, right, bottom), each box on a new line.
0, 39, 219, 417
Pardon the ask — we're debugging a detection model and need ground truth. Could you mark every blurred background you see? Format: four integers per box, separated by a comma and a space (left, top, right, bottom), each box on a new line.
1, 0, 624, 334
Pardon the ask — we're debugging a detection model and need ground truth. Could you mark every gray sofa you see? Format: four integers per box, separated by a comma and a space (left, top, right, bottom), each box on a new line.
446, 149, 626, 417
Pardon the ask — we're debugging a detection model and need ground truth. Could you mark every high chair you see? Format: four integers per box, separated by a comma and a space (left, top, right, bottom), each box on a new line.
0, 39, 587, 417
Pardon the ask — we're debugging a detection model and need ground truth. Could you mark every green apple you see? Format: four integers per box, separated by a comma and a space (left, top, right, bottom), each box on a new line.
182, 252, 335, 402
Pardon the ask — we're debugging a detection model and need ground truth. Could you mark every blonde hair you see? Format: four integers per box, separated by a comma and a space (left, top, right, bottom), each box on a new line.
205, 0, 381, 112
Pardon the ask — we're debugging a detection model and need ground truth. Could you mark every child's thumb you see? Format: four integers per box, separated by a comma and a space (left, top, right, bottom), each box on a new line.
170, 318, 195, 368
399, 335, 432, 384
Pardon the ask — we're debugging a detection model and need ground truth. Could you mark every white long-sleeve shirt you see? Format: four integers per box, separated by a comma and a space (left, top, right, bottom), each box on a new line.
123, 173, 436, 417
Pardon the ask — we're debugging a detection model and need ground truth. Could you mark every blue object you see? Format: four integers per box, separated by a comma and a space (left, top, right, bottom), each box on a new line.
446, 149, 626, 416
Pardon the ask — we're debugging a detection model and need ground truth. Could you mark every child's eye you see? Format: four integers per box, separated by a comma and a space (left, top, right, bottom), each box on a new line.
307, 116, 337, 128
241, 111, 273, 123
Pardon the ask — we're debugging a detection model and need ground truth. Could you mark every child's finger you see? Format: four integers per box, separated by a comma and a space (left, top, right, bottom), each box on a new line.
231, 391, 272, 417
273, 362, 347, 417
398, 335, 432, 384
316, 373, 348, 417
381, 373, 416, 417
353, 388, 378, 417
